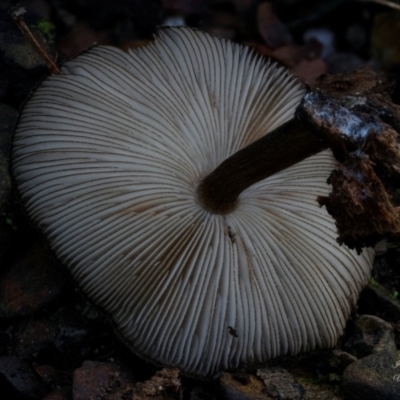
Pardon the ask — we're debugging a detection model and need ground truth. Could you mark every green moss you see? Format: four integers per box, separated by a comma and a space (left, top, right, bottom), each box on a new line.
34, 18, 55, 43
369, 277, 380, 287
369, 277, 400, 302
3, 214, 17, 231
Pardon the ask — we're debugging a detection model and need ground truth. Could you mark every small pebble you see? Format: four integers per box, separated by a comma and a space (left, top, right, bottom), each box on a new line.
342, 315, 400, 400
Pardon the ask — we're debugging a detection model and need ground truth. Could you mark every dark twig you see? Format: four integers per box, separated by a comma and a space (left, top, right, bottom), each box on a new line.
10, 5, 61, 75
356, 0, 400, 11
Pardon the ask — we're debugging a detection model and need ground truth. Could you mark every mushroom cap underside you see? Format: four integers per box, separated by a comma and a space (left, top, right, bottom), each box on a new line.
12, 27, 374, 377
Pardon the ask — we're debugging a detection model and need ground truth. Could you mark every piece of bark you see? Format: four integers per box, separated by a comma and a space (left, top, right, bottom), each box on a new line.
296, 69, 400, 252
318, 154, 400, 251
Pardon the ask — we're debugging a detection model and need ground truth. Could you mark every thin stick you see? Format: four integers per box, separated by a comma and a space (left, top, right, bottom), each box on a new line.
10, 6, 61, 75
356, 0, 400, 11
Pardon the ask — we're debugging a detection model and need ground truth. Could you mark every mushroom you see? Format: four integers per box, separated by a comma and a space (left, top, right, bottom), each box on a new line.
12, 27, 374, 377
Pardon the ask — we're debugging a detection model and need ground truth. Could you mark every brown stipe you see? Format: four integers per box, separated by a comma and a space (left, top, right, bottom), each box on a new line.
197, 118, 327, 214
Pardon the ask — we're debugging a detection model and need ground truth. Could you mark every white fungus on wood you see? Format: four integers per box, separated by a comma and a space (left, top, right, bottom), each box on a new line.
12, 27, 374, 377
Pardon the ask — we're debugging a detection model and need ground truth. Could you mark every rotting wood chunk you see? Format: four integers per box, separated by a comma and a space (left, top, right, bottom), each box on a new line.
296, 68, 400, 252
318, 154, 400, 252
